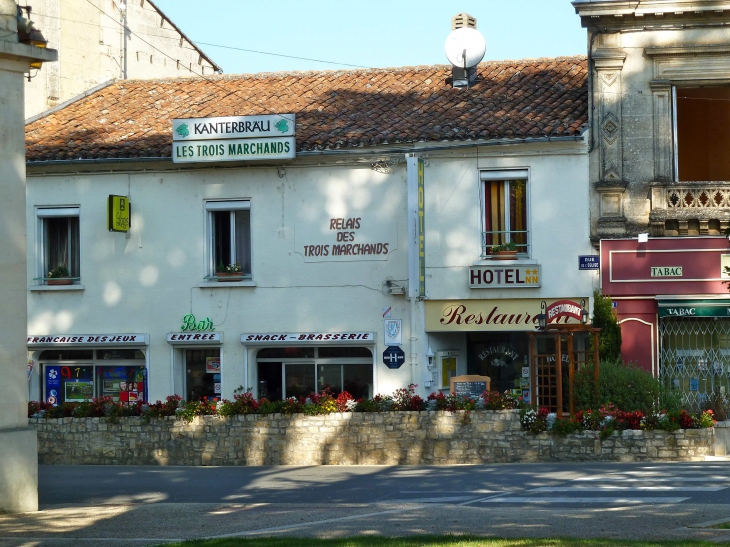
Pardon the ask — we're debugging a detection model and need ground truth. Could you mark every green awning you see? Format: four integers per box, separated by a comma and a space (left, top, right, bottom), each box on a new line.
658, 300, 730, 318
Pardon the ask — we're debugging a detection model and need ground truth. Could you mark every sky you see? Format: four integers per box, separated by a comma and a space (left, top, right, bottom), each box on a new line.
152, 0, 587, 75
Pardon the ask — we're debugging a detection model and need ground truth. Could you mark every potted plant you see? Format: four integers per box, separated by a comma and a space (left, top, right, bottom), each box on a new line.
47, 264, 72, 285
490, 241, 518, 260
216, 262, 243, 282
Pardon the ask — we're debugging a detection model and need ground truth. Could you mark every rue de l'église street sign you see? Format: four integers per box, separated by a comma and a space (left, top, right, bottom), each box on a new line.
172, 114, 296, 163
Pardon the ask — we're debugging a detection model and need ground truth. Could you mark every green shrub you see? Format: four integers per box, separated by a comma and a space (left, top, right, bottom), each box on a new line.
572, 359, 682, 414
592, 290, 622, 361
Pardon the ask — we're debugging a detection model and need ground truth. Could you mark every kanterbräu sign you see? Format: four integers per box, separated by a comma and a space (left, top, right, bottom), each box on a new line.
546, 300, 583, 323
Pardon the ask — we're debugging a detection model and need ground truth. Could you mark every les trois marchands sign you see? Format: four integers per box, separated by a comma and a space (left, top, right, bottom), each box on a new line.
172, 114, 296, 163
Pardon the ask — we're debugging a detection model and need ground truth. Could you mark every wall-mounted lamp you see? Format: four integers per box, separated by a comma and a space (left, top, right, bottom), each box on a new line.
426, 346, 435, 369
536, 300, 547, 331
581, 308, 590, 325
637, 233, 649, 243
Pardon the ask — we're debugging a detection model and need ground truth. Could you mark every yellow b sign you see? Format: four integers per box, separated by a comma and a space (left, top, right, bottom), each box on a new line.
108, 195, 130, 232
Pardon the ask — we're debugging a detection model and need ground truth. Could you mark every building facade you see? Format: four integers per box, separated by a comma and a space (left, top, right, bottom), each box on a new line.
574, 0, 730, 407
24, 58, 593, 406
23, 0, 219, 119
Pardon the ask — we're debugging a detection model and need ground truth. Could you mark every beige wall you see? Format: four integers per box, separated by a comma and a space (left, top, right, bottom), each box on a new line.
25, 0, 218, 119
0, 0, 56, 513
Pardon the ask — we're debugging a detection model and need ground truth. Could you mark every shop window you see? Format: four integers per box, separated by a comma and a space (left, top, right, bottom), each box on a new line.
481, 171, 529, 257
185, 348, 220, 401
256, 346, 373, 401
205, 200, 251, 279
467, 332, 529, 394
41, 363, 146, 405
675, 87, 730, 181
36, 207, 80, 284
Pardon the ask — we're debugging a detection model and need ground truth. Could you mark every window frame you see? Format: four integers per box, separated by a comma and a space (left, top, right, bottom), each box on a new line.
204, 200, 252, 280
479, 170, 530, 258
35, 206, 80, 285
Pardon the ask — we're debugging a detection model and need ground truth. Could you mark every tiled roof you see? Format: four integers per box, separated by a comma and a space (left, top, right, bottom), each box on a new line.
25, 57, 588, 162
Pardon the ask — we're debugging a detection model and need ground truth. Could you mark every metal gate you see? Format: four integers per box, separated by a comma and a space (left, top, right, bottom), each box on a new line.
659, 317, 730, 411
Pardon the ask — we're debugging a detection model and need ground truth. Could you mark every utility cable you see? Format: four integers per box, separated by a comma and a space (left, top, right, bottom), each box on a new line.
83, 0, 301, 124
28, 10, 371, 70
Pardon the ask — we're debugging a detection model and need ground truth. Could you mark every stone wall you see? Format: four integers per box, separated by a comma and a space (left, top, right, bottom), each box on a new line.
30, 410, 715, 466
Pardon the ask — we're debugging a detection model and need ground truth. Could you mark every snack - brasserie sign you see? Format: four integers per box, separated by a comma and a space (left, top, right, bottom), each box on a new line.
172, 114, 295, 163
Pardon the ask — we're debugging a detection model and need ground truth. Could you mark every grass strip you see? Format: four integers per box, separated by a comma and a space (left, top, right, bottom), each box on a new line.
149, 535, 730, 547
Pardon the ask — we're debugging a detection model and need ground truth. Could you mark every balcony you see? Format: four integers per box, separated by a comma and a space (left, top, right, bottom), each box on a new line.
650, 183, 730, 236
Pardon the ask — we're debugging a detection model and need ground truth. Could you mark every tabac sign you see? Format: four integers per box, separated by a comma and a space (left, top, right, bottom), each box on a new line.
172, 114, 295, 163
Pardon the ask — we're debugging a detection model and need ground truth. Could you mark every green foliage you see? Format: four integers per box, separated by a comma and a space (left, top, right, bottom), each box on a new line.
48, 264, 70, 278
572, 359, 682, 414
592, 290, 622, 362
551, 416, 582, 435
490, 240, 517, 253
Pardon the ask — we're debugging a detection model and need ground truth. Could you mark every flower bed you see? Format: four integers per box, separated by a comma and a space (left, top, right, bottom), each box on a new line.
28, 385, 521, 422
520, 404, 715, 438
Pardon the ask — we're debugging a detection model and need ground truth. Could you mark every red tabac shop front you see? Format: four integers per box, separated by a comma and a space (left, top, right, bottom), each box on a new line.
601, 236, 730, 408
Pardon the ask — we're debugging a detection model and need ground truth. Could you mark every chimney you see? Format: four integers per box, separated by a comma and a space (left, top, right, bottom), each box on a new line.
451, 13, 477, 30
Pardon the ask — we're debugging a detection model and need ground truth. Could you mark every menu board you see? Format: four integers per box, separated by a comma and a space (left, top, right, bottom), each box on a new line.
450, 375, 491, 398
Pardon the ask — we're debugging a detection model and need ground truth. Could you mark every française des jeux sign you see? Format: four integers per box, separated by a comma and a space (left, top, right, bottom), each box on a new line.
107, 195, 130, 233
172, 114, 295, 163
469, 265, 540, 288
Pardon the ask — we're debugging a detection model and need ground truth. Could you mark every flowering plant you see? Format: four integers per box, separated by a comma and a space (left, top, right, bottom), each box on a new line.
48, 264, 70, 278
216, 261, 242, 273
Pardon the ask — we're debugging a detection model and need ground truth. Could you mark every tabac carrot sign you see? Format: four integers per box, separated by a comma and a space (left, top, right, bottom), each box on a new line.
546, 300, 583, 323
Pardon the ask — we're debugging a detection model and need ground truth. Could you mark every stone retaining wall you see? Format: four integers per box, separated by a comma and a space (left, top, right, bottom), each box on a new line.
30, 410, 715, 465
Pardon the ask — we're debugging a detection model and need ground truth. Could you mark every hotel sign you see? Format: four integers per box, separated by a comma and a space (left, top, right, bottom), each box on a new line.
469, 265, 540, 288
172, 114, 295, 163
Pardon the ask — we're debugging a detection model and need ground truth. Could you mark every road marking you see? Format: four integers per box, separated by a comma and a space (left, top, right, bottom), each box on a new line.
481, 496, 689, 504
529, 486, 725, 492
386, 496, 478, 503
399, 490, 498, 494
575, 476, 730, 482
203, 505, 422, 538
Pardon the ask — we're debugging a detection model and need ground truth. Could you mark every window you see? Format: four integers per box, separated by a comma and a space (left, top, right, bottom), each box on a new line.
256, 346, 374, 401
36, 207, 80, 283
675, 86, 730, 181
206, 201, 252, 279
481, 171, 528, 257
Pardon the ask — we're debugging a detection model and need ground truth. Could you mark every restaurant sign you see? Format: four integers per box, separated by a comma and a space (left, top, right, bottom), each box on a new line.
172, 114, 295, 163
469, 265, 540, 288
425, 299, 587, 332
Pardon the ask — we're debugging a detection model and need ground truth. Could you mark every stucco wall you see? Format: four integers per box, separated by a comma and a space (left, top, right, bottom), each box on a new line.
27, 144, 592, 403
31, 411, 714, 465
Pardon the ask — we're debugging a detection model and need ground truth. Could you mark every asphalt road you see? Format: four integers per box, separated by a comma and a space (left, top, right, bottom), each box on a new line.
0, 462, 729, 546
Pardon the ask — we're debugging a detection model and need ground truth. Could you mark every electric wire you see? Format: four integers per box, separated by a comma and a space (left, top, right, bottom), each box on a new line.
83, 0, 302, 124
26, 10, 370, 70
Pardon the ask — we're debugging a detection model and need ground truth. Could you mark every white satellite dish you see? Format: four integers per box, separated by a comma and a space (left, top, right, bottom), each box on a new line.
444, 27, 486, 68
